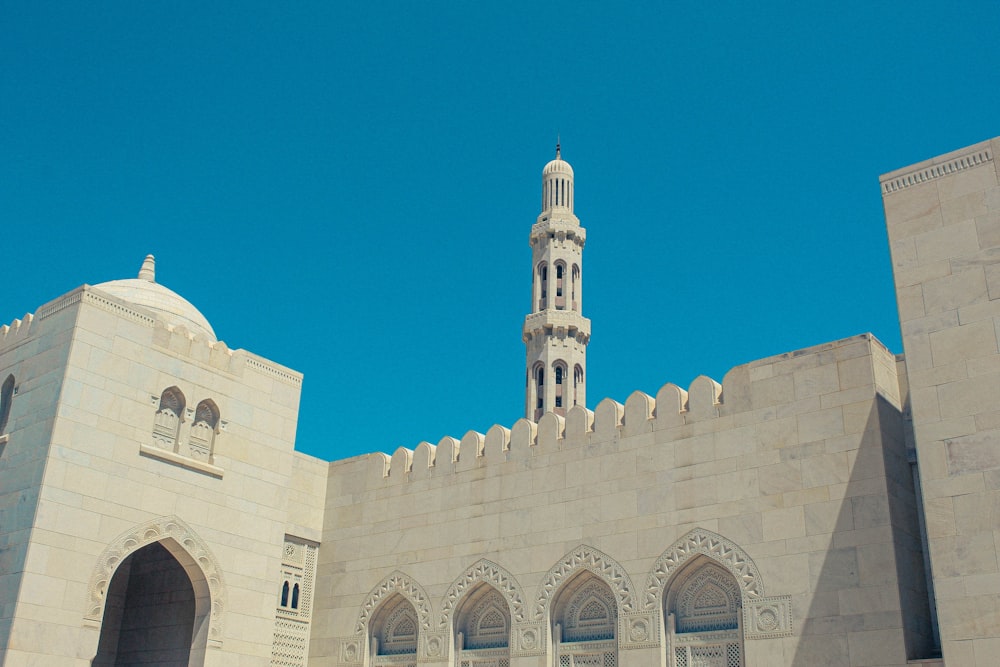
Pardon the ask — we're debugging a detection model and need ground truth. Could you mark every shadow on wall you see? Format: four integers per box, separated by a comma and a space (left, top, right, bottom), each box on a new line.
790, 396, 934, 666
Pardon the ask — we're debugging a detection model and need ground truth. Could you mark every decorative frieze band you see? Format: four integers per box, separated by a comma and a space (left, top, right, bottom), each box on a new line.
881, 147, 993, 194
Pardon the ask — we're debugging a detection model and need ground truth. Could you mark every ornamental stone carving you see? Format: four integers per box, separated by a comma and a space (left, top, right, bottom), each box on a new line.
439, 558, 526, 628
337, 637, 363, 667
743, 595, 793, 639
533, 544, 636, 621
84, 515, 226, 645
619, 610, 661, 650
511, 622, 547, 657
643, 528, 763, 611
354, 570, 433, 635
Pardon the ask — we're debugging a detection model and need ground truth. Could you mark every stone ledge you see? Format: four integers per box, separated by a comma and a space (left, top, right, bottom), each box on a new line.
139, 443, 224, 478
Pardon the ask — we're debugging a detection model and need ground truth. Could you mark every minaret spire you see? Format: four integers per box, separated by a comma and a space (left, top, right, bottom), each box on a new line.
523, 146, 591, 420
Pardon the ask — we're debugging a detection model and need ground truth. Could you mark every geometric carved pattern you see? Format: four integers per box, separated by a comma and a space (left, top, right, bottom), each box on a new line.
561, 579, 617, 642
354, 570, 432, 635
881, 146, 993, 194
534, 544, 636, 621
673, 563, 741, 633
440, 559, 526, 628
644, 528, 763, 611
618, 610, 660, 651
271, 539, 318, 666
83, 515, 226, 645
742, 595, 793, 639
511, 622, 546, 657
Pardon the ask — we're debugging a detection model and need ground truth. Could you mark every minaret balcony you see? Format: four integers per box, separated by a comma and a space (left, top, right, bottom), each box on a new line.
522, 310, 591, 340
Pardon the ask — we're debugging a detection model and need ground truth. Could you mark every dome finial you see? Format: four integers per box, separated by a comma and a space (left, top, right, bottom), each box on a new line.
138, 254, 156, 282
556, 134, 561, 159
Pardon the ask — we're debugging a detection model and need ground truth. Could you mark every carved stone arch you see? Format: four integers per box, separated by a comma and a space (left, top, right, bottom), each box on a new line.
84, 515, 226, 645
439, 558, 526, 629
354, 570, 433, 635
533, 544, 636, 621
643, 527, 763, 611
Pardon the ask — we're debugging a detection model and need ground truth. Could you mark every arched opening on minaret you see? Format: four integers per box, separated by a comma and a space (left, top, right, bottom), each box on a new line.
571, 264, 580, 311
553, 361, 568, 415
537, 262, 548, 310
573, 365, 584, 407
532, 363, 545, 421
554, 261, 566, 309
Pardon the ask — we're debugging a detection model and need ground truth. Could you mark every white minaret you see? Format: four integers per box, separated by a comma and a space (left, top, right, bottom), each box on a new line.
524, 144, 591, 421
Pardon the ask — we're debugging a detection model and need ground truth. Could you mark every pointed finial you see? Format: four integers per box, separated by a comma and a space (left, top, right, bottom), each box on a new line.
138, 254, 156, 282
556, 134, 561, 159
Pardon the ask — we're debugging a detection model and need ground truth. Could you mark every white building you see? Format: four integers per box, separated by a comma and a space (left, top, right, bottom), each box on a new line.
2, 137, 1000, 666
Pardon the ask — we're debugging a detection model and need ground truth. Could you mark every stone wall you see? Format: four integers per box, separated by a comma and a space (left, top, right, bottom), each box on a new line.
314, 334, 929, 667
882, 137, 1000, 666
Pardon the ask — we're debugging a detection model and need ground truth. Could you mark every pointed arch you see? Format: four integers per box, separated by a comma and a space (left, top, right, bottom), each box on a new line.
643, 527, 763, 611
354, 570, 433, 635
84, 515, 226, 646
0, 374, 14, 434
188, 398, 220, 461
439, 558, 526, 629
533, 544, 636, 621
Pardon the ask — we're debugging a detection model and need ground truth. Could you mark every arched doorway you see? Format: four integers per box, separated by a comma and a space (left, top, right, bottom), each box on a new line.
664, 557, 744, 667
551, 572, 618, 667
453, 582, 511, 667
92, 541, 198, 666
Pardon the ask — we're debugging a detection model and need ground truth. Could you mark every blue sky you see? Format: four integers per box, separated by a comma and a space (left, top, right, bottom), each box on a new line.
3, 2, 998, 461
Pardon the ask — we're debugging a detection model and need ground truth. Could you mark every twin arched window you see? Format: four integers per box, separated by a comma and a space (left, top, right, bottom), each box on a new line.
280, 581, 300, 610
151, 387, 221, 463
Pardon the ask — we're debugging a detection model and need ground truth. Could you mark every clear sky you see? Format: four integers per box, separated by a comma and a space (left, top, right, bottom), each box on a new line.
3, 2, 998, 461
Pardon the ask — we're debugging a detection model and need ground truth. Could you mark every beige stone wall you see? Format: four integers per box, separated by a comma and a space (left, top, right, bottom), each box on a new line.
0, 285, 325, 666
314, 335, 928, 667
882, 137, 1000, 666
0, 298, 77, 655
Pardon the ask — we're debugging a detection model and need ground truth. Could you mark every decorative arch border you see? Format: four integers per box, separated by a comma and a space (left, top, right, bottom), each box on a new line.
643, 527, 763, 611
439, 558, 526, 629
533, 544, 636, 621
83, 515, 226, 644
354, 570, 433, 635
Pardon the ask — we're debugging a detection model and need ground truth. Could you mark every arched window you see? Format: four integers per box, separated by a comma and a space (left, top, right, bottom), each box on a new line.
665, 558, 744, 667
291, 583, 300, 609
538, 263, 549, 309
370, 594, 419, 662
455, 583, 511, 664
281, 581, 290, 607
553, 362, 568, 413
0, 374, 14, 434
534, 363, 545, 421
573, 365, 584, 407
554, 261, 567, 309
152, 387, 185, 452
571, 264, 580, 311
188, 399, 220, 462
552, 572, 617, 666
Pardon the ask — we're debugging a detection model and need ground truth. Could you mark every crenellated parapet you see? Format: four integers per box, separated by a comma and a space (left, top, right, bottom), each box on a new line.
0, 313, 36, 352
366, 333, 900, 485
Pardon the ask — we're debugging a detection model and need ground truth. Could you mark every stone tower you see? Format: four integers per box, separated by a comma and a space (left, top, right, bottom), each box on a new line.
524, 145, 591, 420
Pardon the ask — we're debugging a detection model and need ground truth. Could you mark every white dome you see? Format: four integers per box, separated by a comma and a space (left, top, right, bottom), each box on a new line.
543, 156, 574, 177
94, 255, 216, 341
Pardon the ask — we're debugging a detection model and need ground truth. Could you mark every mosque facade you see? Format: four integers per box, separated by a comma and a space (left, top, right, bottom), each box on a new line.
2, 136, 1000, 667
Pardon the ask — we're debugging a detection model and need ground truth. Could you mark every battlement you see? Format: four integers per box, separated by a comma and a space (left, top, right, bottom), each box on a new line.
363, 333, 900, 486
0, 313, 37, 350
0, 285, 301, 386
